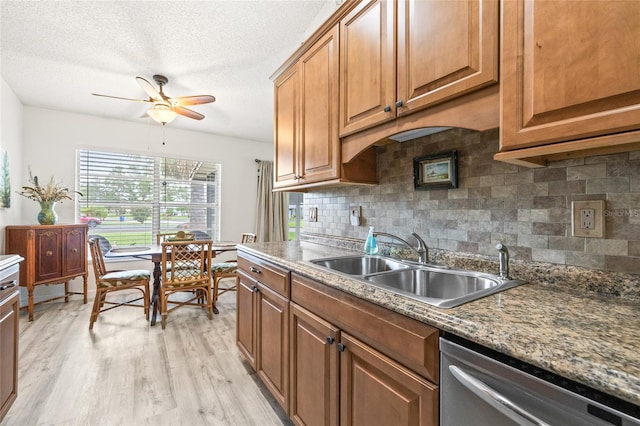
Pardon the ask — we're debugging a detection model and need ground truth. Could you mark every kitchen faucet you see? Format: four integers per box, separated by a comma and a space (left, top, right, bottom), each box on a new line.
373, 232, 429, 264
496, 243, 510, 279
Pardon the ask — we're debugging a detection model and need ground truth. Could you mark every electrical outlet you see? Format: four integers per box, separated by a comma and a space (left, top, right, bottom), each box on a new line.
349, 206, 361, 226
580, 208, 595, 229
309, 207, 317, 222
572, 200, 604, 238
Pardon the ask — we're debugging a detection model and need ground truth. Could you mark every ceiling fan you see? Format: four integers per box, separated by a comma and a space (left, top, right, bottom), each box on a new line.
92, 74, 215, 125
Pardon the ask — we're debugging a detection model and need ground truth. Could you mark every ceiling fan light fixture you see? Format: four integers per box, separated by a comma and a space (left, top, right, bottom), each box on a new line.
147, 104, 177, 125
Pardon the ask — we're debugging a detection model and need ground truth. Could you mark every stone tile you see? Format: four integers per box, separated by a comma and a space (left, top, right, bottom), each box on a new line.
567, 164, 607, 181
468, 187, 492, 199
510, 246, 532, 262
630, 150, 640, 161
468, 230, 491, 243
457, 241, 479, 254
534, 167, 567, 182
532, 222, 566, 236
586, 177, 630, 194
491, 185, 519, 198
566, 252, 605, 269
532, 248, 566, 264
533, 196, 566, 209
490, 233, 518, 245
607, 161, 640, 177
479, 174, 505, 187
549, 236, 585, 251
585, 239, 628, 256
629, 241, 640, 257
585, 152, 629, 165
504, 221, 533, 235
492, 209, 518, 222
605, 255, 640, 274
518, 234, 548, 249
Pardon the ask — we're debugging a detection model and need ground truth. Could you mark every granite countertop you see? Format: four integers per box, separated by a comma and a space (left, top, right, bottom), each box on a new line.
238, 240, 640, 408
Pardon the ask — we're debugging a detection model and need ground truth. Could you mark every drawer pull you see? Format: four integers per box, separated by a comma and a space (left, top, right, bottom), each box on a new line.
72, 248, 78, 253
0, 280, 17, 291
252, 285, 259, 293
383, 105, 391, 112
46, 250, 53, 256
395, 100, 404, 108
326, 337, 334, 345
249, 266, 262, 274
337, 343, 346, 352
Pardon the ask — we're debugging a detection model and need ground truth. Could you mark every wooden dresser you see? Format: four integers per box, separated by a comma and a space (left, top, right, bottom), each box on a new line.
5, 224, 88, 321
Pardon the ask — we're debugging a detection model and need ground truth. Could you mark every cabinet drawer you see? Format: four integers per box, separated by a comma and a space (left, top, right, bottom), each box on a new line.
237, 253, 290, 298
291, 273, 440, 384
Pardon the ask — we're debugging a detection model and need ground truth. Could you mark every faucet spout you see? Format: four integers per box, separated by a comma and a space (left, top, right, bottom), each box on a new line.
496, 243, 510, 279
373, 231, 429, 264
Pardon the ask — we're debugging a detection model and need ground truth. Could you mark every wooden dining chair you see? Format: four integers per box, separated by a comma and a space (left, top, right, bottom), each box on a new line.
160, 239, 214, 329
88, 238, 151, 330
156, 230, 195, 245
212, 233, 257, 312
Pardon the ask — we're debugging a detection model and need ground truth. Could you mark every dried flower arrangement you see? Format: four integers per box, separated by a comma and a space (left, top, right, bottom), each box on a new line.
17, 167, 82, 203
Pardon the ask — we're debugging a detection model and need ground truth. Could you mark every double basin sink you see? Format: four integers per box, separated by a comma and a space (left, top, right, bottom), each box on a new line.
309, 255, 526, 308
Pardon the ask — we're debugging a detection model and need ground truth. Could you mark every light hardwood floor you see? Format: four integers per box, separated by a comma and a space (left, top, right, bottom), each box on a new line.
2, 290, 290, 426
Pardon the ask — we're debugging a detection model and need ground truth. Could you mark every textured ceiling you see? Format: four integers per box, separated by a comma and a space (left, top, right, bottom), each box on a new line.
1, 0, 336, 143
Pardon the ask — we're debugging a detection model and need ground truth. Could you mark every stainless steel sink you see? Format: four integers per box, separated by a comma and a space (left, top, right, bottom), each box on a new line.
309, 255, 527, 308
363, 267, 525, 308
310, 255, 410, 275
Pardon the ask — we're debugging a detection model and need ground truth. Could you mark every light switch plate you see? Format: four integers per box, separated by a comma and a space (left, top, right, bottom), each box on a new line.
309, 207, 317, 222
349, 206, 361, 226
572, 200, 604, 238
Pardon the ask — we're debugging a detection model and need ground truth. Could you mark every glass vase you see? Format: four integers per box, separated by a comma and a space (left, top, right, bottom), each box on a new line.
37, 201, 58, 225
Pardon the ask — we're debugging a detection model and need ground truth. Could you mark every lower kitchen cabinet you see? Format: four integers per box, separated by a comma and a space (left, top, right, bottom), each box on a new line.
290, 303, 340, 426
237, 251, 440, 426
236, 252, 291, 412
340, 332, 438, 426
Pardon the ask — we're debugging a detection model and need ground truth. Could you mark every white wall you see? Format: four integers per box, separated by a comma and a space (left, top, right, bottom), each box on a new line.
0, 77, 25, 241
22, 106, 272, 239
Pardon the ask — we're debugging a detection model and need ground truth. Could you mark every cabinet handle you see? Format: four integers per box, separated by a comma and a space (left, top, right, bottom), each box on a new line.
383, 105, 391, 113
0, 280, 17, 291
326, 337, 334, 345
72, 248, 78, 253
249, 266, 262, 274
251, 285, 259, 293
395, 100, 403, 108
337, 343, 345, 352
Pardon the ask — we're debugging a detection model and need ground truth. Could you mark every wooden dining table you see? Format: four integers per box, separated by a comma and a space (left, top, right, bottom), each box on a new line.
104, 241, 237, 326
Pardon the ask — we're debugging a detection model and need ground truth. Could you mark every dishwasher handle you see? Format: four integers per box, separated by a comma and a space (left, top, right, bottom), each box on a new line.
449, 365, 552, 426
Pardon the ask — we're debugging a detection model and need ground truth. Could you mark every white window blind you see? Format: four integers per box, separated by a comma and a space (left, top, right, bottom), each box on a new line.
78, 149, 221, 245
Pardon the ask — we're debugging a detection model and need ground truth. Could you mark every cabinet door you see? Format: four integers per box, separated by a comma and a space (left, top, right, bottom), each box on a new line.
274, 65, 300, 187
396, 0, 498, 115
299, 24, 340, 185
257, 282, 289, 412
340, 333, 438, 426
34, 229, 62, 282
0, 291, 19, 421
236, 272, 257, 369
62, 226, 86, 276
340, 0, 395, 136
290, 303, 339, 426
501, 0, 640, 150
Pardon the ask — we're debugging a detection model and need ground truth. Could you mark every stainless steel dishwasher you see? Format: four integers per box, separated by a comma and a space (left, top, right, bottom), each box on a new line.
440, 336, 640, 426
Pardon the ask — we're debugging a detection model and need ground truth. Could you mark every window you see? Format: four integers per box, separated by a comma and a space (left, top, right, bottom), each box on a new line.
78, 149, 221, 245
288, 192, 303, 241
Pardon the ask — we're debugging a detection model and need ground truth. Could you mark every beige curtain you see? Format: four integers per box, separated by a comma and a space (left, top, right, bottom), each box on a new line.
255, 161, 289, 242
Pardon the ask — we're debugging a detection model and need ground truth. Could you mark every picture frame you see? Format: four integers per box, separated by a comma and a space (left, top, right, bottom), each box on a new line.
413, 150, 458, 190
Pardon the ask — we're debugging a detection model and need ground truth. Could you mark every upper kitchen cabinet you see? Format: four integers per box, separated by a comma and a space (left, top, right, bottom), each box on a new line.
339, 0, 499, 137
496, 0, 640, 167
274, 24, 377, 191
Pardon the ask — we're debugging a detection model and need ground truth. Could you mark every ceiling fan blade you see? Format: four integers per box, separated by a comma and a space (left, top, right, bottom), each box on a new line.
171, 95, 216, 106
136, 76, 161, 100
174, 106, 204, 120
92, 93, 152, 103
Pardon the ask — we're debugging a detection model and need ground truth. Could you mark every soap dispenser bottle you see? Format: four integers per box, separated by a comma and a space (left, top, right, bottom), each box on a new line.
364, 226, 379, 255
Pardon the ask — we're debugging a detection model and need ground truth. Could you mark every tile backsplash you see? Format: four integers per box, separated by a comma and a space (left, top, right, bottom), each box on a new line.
303, 128, 640, 274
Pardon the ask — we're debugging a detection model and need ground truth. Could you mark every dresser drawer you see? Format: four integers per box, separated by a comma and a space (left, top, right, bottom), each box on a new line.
237, 252, 290, 298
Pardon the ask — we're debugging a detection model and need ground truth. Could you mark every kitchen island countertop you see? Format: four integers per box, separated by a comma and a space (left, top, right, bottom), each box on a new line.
238, 240, 640, 408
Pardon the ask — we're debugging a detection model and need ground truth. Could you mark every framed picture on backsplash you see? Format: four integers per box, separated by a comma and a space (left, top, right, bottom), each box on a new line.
413, 150, 458, 190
